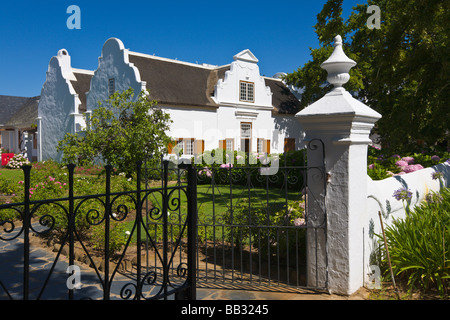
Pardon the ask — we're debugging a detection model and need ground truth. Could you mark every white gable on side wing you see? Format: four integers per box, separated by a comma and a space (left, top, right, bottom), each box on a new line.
86, 38, 146, 112
38, 49, 86, 161
213, 49, 272, 110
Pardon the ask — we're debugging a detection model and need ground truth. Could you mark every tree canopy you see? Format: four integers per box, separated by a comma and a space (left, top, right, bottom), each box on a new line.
57, 88, 173, 175
286, 0, 449, 153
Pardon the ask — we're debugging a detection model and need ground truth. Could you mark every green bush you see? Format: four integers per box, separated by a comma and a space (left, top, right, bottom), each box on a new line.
91, 219, 128, 258
0, 178, 21, 196
379, 188, 450, 297
222, 199, 306, 263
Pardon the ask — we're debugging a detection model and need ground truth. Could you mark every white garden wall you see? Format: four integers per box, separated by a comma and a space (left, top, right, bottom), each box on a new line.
364, 162, 450, 284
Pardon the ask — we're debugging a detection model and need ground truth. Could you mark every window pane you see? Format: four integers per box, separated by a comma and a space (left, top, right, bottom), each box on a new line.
108, 78, 115, 96
257, 139, 264, 153
241, 123, 251, 138
240, 82, 247, 101
185, 139, 194, 155
226, 139, 233, 151
247, 83, 254, 102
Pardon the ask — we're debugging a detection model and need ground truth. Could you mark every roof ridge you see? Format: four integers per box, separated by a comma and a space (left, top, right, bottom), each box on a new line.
128, 51, 230, 71
71, 68, 95, 76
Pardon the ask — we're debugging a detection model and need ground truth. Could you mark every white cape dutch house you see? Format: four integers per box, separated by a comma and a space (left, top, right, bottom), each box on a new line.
37, 38, 304, 162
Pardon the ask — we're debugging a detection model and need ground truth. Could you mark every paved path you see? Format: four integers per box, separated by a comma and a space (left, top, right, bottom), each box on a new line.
0, 224, 367, 301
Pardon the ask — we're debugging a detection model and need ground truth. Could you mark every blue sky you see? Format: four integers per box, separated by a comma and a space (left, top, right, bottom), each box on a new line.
0, 0, 363, 97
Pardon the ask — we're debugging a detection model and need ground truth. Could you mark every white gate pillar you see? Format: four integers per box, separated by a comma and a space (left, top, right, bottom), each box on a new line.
296, 36, 382, 295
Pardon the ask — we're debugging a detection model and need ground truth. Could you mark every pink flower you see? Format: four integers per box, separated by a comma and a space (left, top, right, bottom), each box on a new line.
368, 164, 375, 170
402, 157, 414, 164
294, 218, 306, 227
403, 164, 424, 173
18, 181, 24, 184
396, 160, 408, 168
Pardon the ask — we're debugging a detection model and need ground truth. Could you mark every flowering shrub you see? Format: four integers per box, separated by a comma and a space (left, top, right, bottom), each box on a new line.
368, 145, 450, 180
5, 154, 30, 169
392, 187, 413, 202
1, 160, 135, 246
381, 187, 450, 297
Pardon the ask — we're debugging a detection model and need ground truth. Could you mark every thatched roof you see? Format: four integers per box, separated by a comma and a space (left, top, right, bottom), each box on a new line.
128, 53, 301, 114
0, 95, 39, 129
129, 53, 219, 108
71, 71, 93, 113
265, 78, 302, 114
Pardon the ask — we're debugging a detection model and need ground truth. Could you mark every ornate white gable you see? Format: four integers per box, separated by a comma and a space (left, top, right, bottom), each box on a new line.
213, 49, 272, 110
86, 38, 146, 112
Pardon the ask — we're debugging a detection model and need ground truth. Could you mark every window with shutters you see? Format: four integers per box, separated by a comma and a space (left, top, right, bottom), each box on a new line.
168, 138, 203, 156
257, 138, 271, 154
239, 81, 254, 103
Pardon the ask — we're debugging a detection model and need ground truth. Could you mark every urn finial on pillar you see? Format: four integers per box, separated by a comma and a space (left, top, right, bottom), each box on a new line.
320, 35, 356, 89
295, 35, 382, 296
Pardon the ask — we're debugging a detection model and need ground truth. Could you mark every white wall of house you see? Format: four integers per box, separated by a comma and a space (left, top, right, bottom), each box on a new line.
164, 106, 218, 151
37, 49, 85, 162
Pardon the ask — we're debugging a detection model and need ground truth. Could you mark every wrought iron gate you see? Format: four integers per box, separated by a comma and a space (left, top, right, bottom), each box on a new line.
0, 161, 197, 300
190, 139, 327, 292
1, 140, 326, 300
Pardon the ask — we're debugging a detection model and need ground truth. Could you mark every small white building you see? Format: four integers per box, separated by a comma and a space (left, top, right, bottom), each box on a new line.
37, 38, 304, 162
0, 95, 39, 162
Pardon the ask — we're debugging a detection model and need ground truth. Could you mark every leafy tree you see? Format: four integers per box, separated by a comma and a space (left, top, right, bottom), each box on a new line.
286, 0, 449, 153
57, 88, 173, 176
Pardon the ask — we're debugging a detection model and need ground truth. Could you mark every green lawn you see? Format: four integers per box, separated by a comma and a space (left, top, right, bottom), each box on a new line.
0, 169, 23, 181
125, 183, 302, 243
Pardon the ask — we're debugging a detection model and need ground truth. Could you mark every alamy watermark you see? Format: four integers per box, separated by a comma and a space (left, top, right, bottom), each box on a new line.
67, 5, 81, 30
366, 5, 381, 29
366, 265, 382, 289
66, 265, 82, 290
